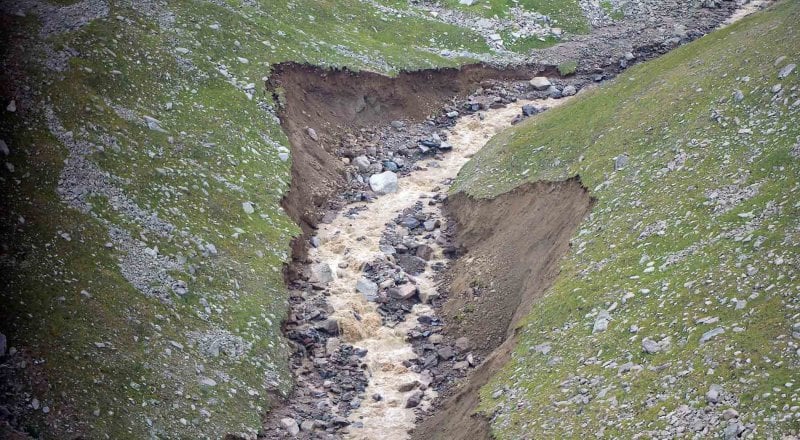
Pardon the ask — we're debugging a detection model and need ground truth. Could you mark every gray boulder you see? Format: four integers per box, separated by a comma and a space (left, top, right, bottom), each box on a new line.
389, 283, 417, 300
356, 277, 379, 301
280, 417, 300, 436
353, 155, 370, 173
308, 263, 333, 284
369, 171, 398, 195
530, 76, 552, 91
562, 85, 577, 96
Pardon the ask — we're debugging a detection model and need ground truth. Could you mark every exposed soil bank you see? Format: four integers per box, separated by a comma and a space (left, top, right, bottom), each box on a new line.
411, 179, 594, 439
268, 62, 555, 277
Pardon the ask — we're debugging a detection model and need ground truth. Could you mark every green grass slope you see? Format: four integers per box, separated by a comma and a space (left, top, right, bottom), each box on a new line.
0, 0, 500, 438
454, 1, 800, 437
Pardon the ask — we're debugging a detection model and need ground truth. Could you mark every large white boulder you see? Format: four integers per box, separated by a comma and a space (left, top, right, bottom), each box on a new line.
369, 171, 398, 195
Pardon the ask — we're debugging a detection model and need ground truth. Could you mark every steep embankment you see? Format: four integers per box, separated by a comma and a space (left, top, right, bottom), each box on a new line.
441, 1, 799, 438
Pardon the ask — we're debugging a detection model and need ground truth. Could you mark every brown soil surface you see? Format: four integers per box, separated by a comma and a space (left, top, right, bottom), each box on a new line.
412, 178, 594, 440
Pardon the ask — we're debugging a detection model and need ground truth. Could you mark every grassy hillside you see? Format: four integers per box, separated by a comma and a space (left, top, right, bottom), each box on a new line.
454, 1, 800, 437
0, 0, 502, 438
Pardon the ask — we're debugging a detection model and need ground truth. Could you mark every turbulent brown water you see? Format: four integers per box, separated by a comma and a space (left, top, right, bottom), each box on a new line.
308, 97, 568, 439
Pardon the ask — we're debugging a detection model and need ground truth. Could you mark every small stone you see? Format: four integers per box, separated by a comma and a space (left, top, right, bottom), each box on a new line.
437, 346, 454, 360
396, 254, 427, 275
723, 422, 741, 440
453, 360, 469, 370
388, 283, 417, 300
642, 338, 662, 354
0, 140, 8, 156
308, 263, 334, 285
306, 127, 318, 141
300, 420, 315, 432
416, 244, 435, 260
398, 381, 419, 392
562, 85, 577, 96
529, 77, 552, 91
200, 377, 217, 387
778, 63, 796, 79
454, 337, 471, 351
405, 391, 423, 408
700, 327, 725, 343
532, 343, 551, 355
353, 155, 370, 173
521, 104, 540, 116
401, 216, 420, 229
706, 384, 722, 404
316, 319, 339, 335
6, 100, 16, 112
369, 171, 398, 195
356, 277, 379, 300
592, 310, 611, 333
242, 202, 254, 214
280, 417, 300, 436
383, 160, 399, 172
614, 154, 629, 171
722, 408, 739, 420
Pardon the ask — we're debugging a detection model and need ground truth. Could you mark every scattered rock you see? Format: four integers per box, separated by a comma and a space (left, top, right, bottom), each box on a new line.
405, 391, 423, 408
592, 310, 611, 333
700, 327, 725, 343
369, 171, 399, 195
280, 417, 300, 436
416, 244, 435, 260
454, 337, 471, 351
398, 380, 419, 392
529, 77, 552, 91
614, 154, 629, 171
308, 263, 334, 285
706, 384, 722, 404
778, 63, 796, 79
388, 283, 417, 300
642, 338, 663, 354
307, 127, 319, 141
722, 408, 739, 420
521, 104, 541, 116
437, 346, 454, 360
353, 155, 370, 173
356, 277, 379, 300
300, 420, 315, 432
396, 254, 427, 275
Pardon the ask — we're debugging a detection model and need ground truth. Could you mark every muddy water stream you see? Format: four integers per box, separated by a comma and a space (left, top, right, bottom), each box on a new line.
307, 97, 566, 439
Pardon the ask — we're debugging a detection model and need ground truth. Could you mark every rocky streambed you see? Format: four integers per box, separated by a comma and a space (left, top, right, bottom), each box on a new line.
262, 83, 569, 438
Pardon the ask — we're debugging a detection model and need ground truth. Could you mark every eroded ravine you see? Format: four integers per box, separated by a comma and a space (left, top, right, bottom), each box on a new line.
306, 97, 567, 439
